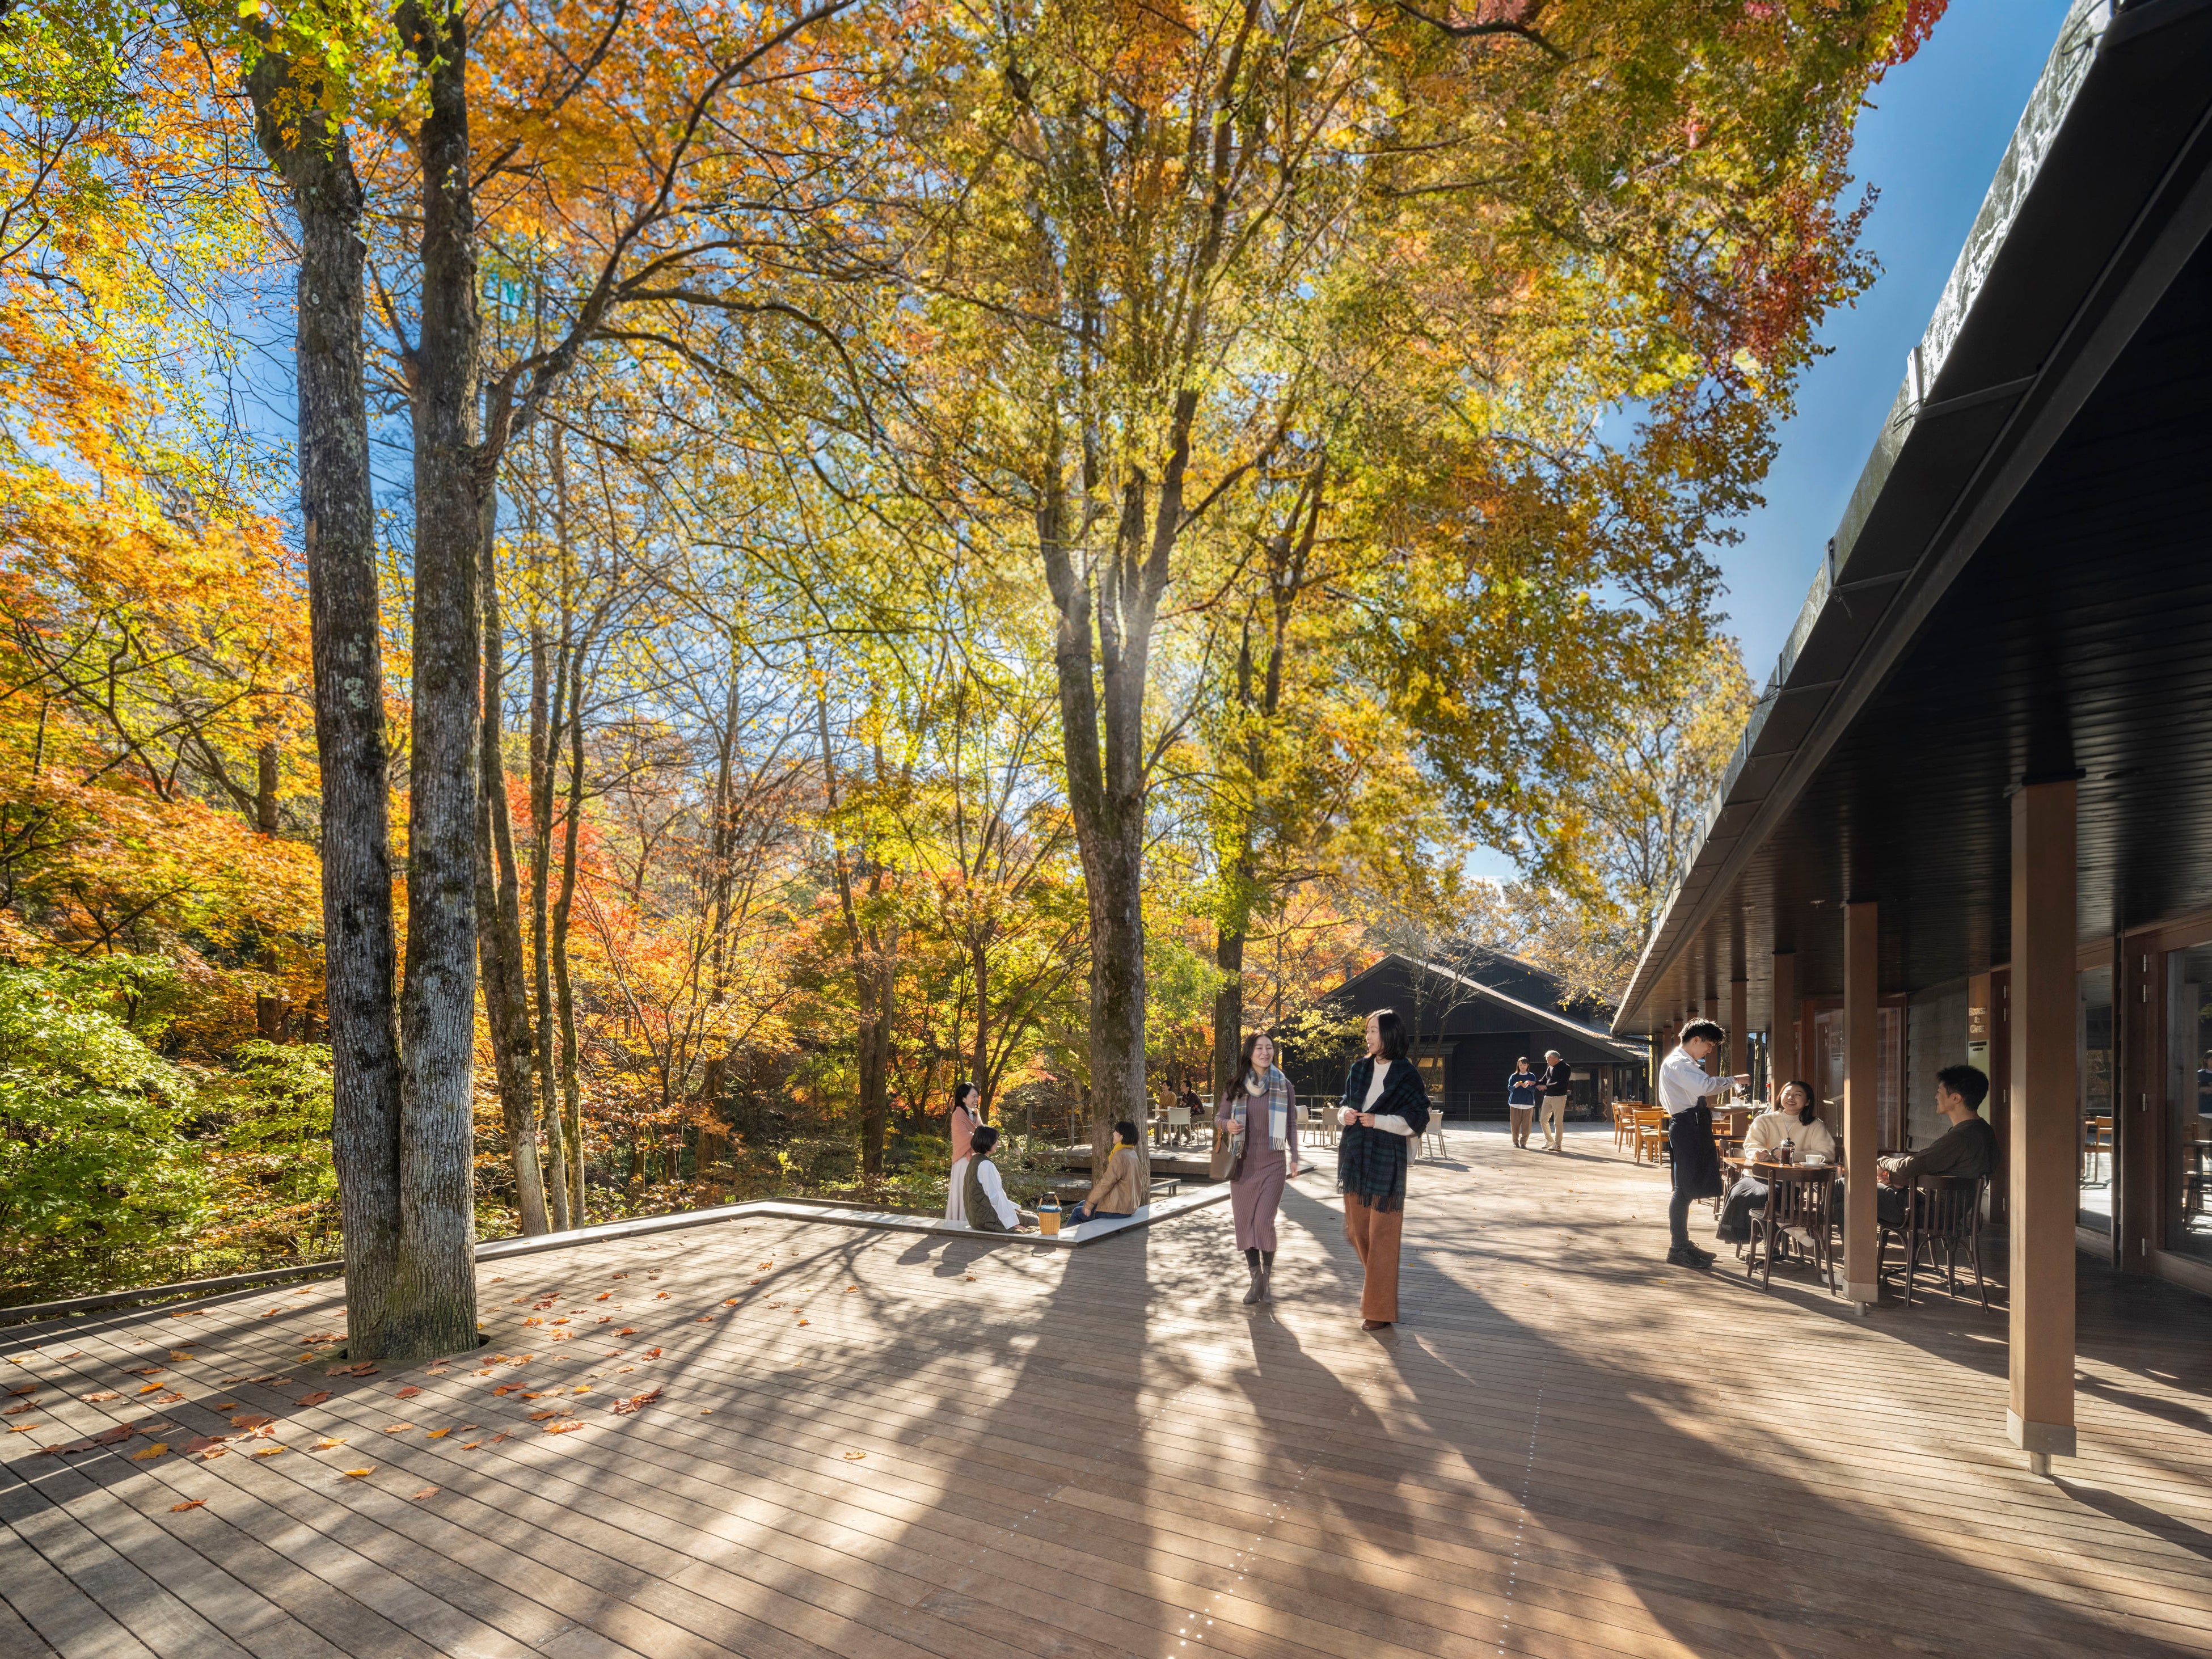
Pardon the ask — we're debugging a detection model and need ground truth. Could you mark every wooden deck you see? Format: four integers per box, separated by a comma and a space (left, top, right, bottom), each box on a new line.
5, 1126, 2210, 1659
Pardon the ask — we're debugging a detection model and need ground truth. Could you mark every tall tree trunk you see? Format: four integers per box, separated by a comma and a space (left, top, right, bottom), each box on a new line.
244, 56, 404, 1356
971, 942, 990, 1111
254, 733, 288, 1041
814, 689, 892, 1177
477, 544, 547, 1235
555, 651, 587, 1223
391, 0, 484, 1358
529, 588, 571, 1229
1212, 923, 1244, 1104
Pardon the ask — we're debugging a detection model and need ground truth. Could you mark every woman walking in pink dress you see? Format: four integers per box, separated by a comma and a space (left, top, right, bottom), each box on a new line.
1218, 1032, 1298, 1305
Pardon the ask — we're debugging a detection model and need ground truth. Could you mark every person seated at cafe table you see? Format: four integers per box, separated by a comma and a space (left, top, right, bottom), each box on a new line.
959, 1125, 1037, 1234
1067, 1120, 1143, 1225
1838, 1063, 1996, 1236
1715, 1080, 1836, 1246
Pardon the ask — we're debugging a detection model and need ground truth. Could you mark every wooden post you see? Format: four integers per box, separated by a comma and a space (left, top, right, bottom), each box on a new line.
1844, 901, 1880, 1310
1772, 953, 1799, 1093
2010, 779, 2077, 1475
1729, 979, 1748, 1081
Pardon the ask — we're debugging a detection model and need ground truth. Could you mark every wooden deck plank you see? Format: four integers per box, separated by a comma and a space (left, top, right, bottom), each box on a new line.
5, 1125, 2211, 1659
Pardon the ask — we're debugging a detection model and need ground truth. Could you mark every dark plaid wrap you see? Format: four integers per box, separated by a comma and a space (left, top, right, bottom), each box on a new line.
1336, 1057, 1432, 1213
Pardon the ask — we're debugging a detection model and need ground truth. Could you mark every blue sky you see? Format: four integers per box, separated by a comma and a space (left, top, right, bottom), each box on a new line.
1718, 0, 2076, 677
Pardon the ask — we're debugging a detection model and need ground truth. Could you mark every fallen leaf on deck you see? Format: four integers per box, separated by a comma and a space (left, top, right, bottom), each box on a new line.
643, 1348, 662, 1360
197, 1446, 229, 1462
94, 1423, 135, 1444
545, 1420, 585, 1434
489, 1432, 509, 1443
297, 1391, 331, 1407
395, 1386, 421, 1399
3, 1402, 37, 1415
230, 1414, 272, 1430
724, 1298, 739, 1307
618, 1328, 635, 1336
313, 1437, 345, 1450
81, 1391, 120, 1402
170, 1498, 206, 1512
148, 1390, 184, 1404
652, 1292, 669, 1301
137, 1383, 164, 1394
698, 1408, 712, 1416
965, 1276, 976, 1282
251, 1445, 286, 1458
8, 1423, 43, 1433
132, 1443, 169, 1460
611, 1388, 661, 1415
459, 1441, 480, 1450
382, 1422, 413, 1433
845, 1286, 857, 1294
843, 1451, 864, 1460
342, 1467, 373, 1478
212, 1401, 239, 1411
425, 1428, 451, 1438
797, 1320, 809, 1327
412, 1487, 438, 1499
594, 1293, 611, 1302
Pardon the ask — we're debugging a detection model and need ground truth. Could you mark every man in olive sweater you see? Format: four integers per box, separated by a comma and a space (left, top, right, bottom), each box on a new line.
1857, 1063, 1996, 1232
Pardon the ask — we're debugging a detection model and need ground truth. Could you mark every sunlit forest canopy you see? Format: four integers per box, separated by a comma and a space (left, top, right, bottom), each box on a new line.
0, 0, 1945, 1316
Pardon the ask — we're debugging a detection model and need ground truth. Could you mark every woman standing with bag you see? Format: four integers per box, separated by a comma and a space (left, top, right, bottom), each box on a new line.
1337, 1009, 1429, 1330
1216, 1032, 1298, 1305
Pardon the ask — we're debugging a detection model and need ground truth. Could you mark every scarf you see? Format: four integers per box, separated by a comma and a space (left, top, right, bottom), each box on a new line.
1336, 1056, 1430, 1212
1231, 1067, 1291, 1153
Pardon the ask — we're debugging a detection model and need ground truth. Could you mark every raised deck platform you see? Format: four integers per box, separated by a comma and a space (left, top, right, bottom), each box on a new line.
3, 1125, 2207, 1657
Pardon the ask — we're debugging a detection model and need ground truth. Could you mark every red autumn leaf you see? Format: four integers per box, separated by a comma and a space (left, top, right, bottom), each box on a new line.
610, 1388, 661, 1416
94, 1422, 136, 1445
545, 1420, 586, 1434
643, 1348, 662, 1360
183, 1435, 225, 1455
230, 1414, 272, 1430
527, 1409, 558, 1420
618, 1328, 635, 1336
297, 1391, 331, 1407
652, 1292, 670, 1301
412, 1487, 439, 1500
171, 1498, 207, 1512
395, 1386, 420, 1399
2, 1402, 37, 1415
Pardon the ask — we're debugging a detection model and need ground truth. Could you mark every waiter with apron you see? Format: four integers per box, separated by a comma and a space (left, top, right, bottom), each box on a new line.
1658, 1019, 1750, 1268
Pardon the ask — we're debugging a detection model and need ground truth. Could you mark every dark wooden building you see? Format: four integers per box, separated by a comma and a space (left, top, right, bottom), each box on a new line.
1287, 949, 1647, 1120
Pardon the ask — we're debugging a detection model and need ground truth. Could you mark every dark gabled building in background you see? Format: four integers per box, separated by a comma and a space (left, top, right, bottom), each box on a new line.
1285, 948, 1648, 1119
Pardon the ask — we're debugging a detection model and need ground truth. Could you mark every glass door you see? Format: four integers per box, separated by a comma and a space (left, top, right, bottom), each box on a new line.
2078, 963, 2114, 1233
2168, 942, 2212, 1263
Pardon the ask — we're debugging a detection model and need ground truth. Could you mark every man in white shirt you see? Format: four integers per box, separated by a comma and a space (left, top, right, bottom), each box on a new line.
1659, 1019, 1750, 1267
958, 1125, 1036, 1234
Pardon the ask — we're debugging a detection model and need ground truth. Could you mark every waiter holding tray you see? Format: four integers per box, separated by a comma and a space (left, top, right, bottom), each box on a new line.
1659, 1019, 1750, 1268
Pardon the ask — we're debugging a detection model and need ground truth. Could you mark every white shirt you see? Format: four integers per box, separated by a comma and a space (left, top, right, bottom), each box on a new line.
1741, 1109, 1837, 1163
971, 1156, 1024, 1229
1658, 1045, 1734, 1115
1348, 1059, 1417, 1137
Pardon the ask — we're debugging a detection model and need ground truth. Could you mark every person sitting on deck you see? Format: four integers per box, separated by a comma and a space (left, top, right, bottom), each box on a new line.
1067, 1121, 1143, 1225
1715, 1080, 1837, 1244
1839, 1064, 1996, 1236
959, 1125, 1036, 1234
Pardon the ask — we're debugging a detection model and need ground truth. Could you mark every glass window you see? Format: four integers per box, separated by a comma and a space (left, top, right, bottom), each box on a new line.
2079, 963, 2114, 1234
1809, 1004, 1904, 1143
2167, 943, 2212, 1263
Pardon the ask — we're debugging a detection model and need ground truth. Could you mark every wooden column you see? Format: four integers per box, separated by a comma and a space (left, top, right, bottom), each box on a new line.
1772, 953, 1799, 1091
1729, 978, 1748, 1080
2010, 779, 2077, 1474
1844, 901, 1880, 1309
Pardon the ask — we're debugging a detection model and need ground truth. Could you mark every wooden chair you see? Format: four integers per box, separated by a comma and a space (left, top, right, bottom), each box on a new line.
1611, 1099, 1639, 1153
1747, 1165, 1837, 1294
1881, 1173, 1990, 1308
1631, 1107, 1667, 1166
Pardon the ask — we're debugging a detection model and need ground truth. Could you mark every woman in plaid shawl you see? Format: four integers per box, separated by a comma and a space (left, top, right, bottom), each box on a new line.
1336, 1008, 1430, 1329
1217, 1031, 1298, 1305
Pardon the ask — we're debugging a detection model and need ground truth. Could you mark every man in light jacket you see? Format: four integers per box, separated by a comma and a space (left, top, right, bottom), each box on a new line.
1539, 1050, 1573, 1152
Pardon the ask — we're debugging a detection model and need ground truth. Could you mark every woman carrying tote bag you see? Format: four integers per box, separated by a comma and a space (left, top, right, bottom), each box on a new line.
1336, 1008, 1429, 1330
1215, 1032, 1298, 1305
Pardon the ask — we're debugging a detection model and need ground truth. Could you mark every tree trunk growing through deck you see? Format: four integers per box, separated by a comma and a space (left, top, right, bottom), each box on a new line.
243, 53, 405, 1357
1038, 450, 1184, 1191
478, 550, 548, 1235
554, 649, 588, 1222
390, 0, 485, 1358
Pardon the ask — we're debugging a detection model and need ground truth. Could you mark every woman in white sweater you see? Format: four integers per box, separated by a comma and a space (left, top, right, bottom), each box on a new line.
1715, 1081, 1836, 1244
